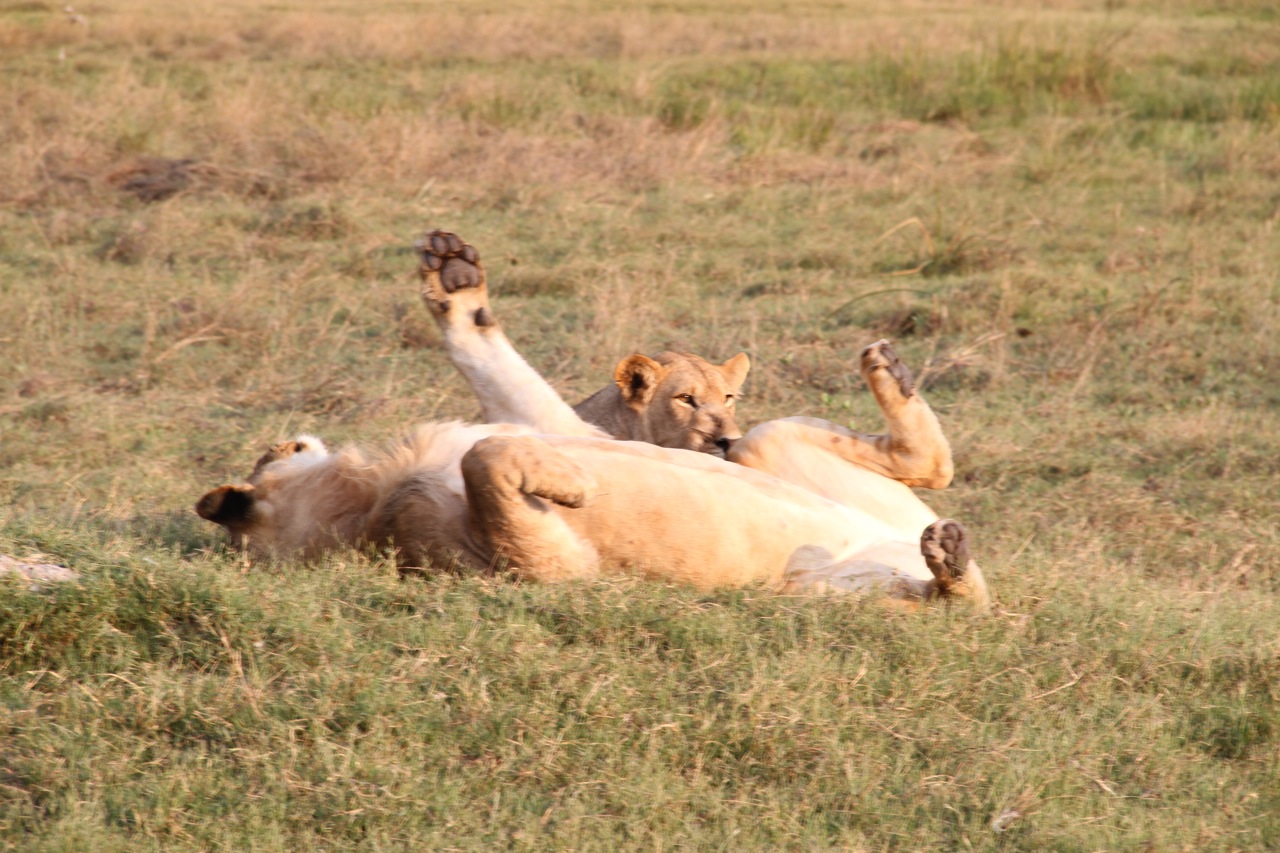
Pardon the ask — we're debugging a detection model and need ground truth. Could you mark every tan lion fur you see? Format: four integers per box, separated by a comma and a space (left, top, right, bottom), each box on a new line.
195, 231, 990, 609
573, 350, 750, 453
415, 232, 748, 455
197, 421, 987, 605
405, 229, 975, 598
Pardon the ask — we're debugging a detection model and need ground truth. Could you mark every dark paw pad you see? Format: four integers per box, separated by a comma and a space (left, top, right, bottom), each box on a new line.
885, 355, 915, 397
921, 519, 970, 586
416, 230, 483, 293
866, 340, 915, 398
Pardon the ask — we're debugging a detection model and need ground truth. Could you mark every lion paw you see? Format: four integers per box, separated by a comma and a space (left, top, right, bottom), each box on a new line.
860, 339, 915, 399
415, 230, 496, 329
921, 519, 968, 586
921, 519, 989, 609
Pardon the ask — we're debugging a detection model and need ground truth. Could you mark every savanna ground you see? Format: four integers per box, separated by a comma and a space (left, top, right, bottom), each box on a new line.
1, 0, 1278, 848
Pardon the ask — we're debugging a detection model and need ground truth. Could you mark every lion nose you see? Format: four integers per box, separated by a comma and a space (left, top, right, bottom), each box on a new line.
715, 436, 737, 453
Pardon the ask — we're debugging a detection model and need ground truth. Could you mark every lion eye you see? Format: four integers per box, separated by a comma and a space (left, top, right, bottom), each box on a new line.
676, 394, 696, 406
725, 395, 736, 405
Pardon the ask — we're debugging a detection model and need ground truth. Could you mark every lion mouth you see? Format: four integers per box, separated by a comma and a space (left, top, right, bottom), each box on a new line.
690, 430, 729, 458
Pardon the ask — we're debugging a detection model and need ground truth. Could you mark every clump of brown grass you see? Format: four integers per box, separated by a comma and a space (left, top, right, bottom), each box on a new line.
872, 217, 1017, 278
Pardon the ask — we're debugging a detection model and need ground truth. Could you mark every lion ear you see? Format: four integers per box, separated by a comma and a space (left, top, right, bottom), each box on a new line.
613, 354, 662, 407
721, 352, 751, 391
195, 484, 256, 527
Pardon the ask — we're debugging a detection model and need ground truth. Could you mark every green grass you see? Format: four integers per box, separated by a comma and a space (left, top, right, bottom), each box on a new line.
3, 530, 1276, 850
2, 0, 1278, 849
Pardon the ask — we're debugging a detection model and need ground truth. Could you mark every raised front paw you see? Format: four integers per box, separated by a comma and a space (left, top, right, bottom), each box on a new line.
860, 338, 915, 398
415, 230, 496, 328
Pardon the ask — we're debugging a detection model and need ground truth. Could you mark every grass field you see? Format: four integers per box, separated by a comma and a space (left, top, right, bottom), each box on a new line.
2, 0, 1278, 849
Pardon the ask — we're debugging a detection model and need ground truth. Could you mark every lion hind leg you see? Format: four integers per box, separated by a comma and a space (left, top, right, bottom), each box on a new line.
460, 435, 601, 583
780, 539, 935, 600
729, 419, 940, 535
782, 522, 991, 611
921, 519, 991, 611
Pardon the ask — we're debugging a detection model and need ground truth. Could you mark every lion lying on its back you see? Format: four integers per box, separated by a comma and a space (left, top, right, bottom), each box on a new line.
196, 231, 989, 608
197, 419, 985, 605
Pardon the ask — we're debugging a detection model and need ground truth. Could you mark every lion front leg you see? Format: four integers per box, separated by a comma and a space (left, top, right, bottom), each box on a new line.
853, 339, 954, 488
416, 231, 605, 438
731, 340, 953, 490
459, 435, 602, 583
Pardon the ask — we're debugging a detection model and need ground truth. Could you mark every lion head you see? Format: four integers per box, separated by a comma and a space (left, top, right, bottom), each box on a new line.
596, 350, 751, 455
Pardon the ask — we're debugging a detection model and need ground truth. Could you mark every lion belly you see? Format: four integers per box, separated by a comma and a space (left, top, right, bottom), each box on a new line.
539, 438, 923, 590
